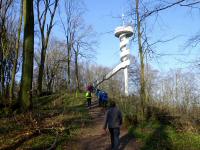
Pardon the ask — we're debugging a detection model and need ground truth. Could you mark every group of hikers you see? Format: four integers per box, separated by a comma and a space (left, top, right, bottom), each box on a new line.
85, 85, 122, 150
85, 85, 108, 108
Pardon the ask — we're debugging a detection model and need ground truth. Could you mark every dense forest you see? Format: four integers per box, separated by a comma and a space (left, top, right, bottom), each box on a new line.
0, 0, 200, 149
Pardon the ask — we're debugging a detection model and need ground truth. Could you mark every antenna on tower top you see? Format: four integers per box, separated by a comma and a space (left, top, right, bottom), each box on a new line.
121, 7, 125, 26
122, 13, 125, 26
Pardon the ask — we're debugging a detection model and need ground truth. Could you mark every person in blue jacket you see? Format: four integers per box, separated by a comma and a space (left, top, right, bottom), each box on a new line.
96, 89, 102, 106
101, 91, 108, 108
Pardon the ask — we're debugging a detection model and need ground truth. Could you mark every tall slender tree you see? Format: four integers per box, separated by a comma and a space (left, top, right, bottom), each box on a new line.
129, 0, 200, 119
135, 0, 146, 119
0, 0, 13, 101
60, 0, 80, 91
36, 0, 59, 95
20, 0, 34, 111
60, 0, 96, 92
72, 25, 96, 93
10, 0, 23, 101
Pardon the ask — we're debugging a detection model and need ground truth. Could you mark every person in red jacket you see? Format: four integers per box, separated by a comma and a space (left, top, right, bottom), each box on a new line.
87, 84, 93, 92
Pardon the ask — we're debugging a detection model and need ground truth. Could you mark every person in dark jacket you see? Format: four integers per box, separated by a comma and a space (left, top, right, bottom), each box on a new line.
103, 100, 122, 150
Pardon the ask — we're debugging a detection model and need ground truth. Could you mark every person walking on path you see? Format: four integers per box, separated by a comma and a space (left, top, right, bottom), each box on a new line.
85, 90, 92, 108
103, 100, 122, 150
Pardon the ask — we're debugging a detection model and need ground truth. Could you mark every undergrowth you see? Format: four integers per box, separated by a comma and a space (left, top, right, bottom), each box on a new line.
115, 96, 200, 150
129, 121, 200, 150
0, 92, 90, 149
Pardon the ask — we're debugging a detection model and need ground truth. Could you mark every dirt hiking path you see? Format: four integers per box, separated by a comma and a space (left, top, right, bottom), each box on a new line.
63, 100, 139, 150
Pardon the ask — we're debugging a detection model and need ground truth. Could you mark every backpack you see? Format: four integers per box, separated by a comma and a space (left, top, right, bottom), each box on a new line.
102, 92, 108, 102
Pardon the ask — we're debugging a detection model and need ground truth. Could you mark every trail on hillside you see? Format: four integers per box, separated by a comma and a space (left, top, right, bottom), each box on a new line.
63, 100, 139, 150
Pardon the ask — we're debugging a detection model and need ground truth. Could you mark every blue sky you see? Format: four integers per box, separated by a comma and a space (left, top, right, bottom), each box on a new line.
83, 0, 128, 67
54, 0, 200, 72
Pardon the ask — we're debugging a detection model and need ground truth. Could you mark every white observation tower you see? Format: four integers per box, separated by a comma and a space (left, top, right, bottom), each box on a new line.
114, 20, 133, 96
93, 16, 133, 96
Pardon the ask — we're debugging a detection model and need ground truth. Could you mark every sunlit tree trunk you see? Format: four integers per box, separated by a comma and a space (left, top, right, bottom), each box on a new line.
37, 44, 46, 94
10, 0, 23, 102
1, 22, 7, 100
75, 47, 80, 93
136, 0, 147, 119
20, 0, 34, 111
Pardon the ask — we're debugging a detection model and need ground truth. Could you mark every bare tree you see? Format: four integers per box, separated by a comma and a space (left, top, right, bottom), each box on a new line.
59, 0, 85, 91
9, 0, 23, 101
0, 0, 14, 101
154, 69, 200, 118
60, 0, 97, 92
36, 0, 59, 95
135, 0, 147, 118
44, 40, 67, 92
72, 25, 97, 92
128, 0, 200, 119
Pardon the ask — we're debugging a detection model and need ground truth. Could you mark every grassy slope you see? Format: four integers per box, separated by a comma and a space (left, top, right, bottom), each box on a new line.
1, 94, 199, 149
0, 92, 91, 149
129, 120, 200, 150
115, 97, 200, 150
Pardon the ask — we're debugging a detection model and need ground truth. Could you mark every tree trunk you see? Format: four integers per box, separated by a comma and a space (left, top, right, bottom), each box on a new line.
10, 0, 23, 102
0, 20, 6, 100
0, 66, 1, 99
75, 50, 80, 93
0, 30, 2, 99
67, 39, 71, 91
37, 45, 46, 95
136, 0, 146, 119
47, 79, 53, 92
1, 47, 5, 100
0, 61, 5, 99
20, 0, 34, 111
